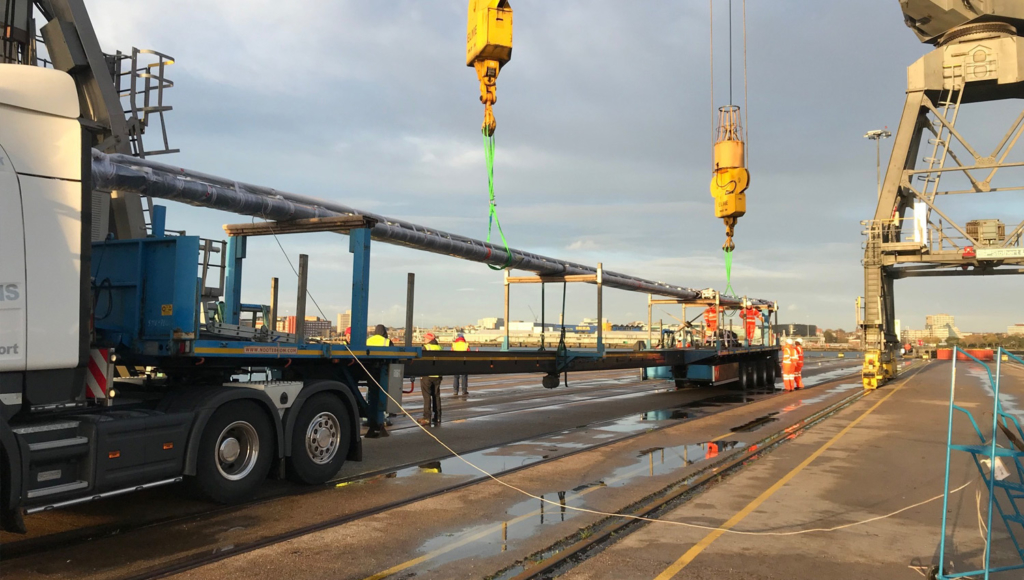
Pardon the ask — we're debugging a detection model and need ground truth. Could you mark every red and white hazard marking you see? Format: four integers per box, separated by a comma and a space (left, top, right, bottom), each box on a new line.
86, 348, 111, 399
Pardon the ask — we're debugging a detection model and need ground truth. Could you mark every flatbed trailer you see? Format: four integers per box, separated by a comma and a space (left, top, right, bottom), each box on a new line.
0, 57, 778, 534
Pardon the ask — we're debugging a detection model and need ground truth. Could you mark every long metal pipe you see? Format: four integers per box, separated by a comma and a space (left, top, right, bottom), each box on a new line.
91, 150, 770, 306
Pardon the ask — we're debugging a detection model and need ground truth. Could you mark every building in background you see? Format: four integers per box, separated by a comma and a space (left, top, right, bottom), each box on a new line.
1009, 324, 1024, 336
337, 310, 351, 333
477, 317, 503, 330
777, 324, 818, 338
925, 314, 962, 338
902, 314, 962, 344
278, 316, 333, 340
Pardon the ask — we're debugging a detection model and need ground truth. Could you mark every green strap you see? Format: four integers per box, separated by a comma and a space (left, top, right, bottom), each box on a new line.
484, 133, 513, 270
723, 249, 735, 297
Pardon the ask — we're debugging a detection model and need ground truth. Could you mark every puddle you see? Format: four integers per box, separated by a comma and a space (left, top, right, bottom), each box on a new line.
964, 364, 1024, 423
729, 412, 780, 433
410, 439, 745, 574
774, 383, 862, 415
640, 390, 775, 422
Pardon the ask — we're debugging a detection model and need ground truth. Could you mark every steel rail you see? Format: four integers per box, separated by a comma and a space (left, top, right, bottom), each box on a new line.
91, 150, 771, 306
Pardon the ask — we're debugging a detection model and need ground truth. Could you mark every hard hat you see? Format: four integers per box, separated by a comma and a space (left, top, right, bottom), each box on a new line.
424, 332, 436, 342
796, 338, 803, 344
786, 338, 794, 345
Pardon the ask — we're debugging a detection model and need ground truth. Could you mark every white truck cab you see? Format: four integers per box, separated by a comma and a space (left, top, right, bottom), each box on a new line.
0, 64, 89, 409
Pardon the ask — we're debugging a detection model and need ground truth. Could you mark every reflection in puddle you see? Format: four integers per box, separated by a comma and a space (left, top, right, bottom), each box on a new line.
411, 439, 745, 574
640, 391, 776, 422
730, 412, 780, 433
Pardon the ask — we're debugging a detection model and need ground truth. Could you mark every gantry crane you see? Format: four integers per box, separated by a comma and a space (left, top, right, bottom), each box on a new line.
860, 0, 1024, 388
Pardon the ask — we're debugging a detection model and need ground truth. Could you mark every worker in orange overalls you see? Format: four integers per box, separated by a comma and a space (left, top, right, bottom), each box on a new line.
706, 442, 719, 459
738, 301, 762, 346
782, 338, 795, 391
793, 338, 805, 390
703, 305, 719, 345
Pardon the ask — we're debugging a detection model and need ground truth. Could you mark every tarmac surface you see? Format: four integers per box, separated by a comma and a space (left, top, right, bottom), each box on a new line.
12, 356, 1013, 580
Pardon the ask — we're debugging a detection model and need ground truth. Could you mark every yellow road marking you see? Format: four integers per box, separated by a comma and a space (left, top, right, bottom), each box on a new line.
653, 377, 912, 580
363, 376, 878, 580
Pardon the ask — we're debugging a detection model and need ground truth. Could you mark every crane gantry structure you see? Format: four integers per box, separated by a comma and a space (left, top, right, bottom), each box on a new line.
861, 0, 1024, 388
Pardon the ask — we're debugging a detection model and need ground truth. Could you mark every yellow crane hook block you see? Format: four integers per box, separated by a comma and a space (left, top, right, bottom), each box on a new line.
710, 105, 749, 251
467, 0, 512, 136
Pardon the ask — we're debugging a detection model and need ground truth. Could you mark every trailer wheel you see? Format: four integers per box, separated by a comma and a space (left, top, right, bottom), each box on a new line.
191, 400, 274, 503
755, 360, 767, 388
288, 393, 351, 485
738, 363, 750, 390
765, 358, 777, 385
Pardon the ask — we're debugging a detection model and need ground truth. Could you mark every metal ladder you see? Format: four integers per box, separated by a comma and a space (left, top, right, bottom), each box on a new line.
919, 61, 966, 204
938, 347, 1024, 579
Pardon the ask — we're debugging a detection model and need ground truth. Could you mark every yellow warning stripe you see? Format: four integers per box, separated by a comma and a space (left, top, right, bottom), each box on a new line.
652, 375, 912, 579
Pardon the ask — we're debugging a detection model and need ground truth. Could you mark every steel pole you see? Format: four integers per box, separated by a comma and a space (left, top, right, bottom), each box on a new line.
269, 277, 278, 333
404, 273, 415, 348
876, 138, 882, 201
295, 254, 308, 342
92, 151, 770, 308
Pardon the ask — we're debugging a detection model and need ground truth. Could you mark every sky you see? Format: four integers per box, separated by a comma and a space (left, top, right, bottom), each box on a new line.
82, 0, 1022, 333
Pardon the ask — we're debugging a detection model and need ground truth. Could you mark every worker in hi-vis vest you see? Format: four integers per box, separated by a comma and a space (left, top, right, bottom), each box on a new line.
366, 324, 393, 347
794, 338, 805, 390
782, 338, 795, 391
703, 305, 719, 345
420, 333, 443, 427
739, 301, 762, 346
451, 332, 470, 397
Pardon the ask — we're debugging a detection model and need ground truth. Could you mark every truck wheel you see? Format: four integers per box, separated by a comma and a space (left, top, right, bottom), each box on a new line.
738, 363, 750, 390
192, 400, 274, 503
288, 393, 351, 485
765, 359, 777, 385
753, 360, 770, 389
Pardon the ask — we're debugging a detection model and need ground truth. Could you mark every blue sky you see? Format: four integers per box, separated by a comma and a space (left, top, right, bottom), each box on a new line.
87, 0, 1023, 332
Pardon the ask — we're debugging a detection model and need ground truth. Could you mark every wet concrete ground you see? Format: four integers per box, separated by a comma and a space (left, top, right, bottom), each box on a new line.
0, 361, 864, 579
560, 361, 1024, 580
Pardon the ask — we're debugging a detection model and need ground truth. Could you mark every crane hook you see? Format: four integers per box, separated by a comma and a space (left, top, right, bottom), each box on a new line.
722, 217, 737, 252
477, 60, 499, 136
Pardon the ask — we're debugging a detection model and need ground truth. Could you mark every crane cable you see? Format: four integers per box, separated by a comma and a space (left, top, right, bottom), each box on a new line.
484, 133, 513, 271
716, 0, 748, 298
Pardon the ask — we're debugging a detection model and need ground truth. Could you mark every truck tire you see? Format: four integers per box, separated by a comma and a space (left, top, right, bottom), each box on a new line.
287, 393, 351, 485
754, 360, 767, 388
738, 363, 750, 390
766, 358, 777, 385
190, 400, 274, 503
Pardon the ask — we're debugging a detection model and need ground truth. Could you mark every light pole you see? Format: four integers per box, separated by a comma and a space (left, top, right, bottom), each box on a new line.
864, 129, 892, 200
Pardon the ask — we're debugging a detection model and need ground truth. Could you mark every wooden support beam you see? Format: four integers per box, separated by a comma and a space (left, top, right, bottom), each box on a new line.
505, 274, 598, 284
223, 215, 378, 237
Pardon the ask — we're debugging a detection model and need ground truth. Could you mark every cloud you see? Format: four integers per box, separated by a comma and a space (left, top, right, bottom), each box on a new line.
78, 0, 1021, 331
567, 239, 599, 251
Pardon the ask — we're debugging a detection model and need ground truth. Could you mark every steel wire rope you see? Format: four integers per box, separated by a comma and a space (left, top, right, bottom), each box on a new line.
339, 343, 975, 537
233, 247, 977, 543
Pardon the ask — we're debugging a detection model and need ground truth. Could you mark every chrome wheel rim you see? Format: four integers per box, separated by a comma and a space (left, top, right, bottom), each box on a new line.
305, 412, 341, 465
216, 421, 259, 481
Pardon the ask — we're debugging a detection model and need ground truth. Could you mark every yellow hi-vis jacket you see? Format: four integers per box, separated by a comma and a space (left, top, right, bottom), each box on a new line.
424, 343, 442, 378
366, 334, 391, 347
452, 340, 469, 352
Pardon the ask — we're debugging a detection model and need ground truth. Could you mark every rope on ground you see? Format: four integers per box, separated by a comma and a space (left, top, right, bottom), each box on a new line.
263, 225, 974, 537
484, 133, 513, 270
